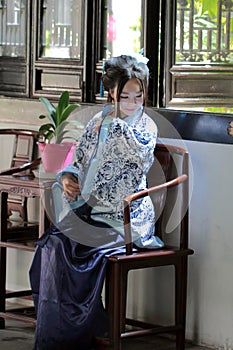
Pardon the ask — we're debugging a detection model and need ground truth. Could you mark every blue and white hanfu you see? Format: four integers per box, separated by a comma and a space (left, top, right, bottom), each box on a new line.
29, 106, 164, 350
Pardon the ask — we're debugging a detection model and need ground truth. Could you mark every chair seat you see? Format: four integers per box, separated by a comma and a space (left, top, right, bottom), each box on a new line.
108, 246, 194, 264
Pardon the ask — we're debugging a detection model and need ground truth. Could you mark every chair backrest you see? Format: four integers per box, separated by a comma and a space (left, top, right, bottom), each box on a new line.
0, 129, 38, 171
0, 129, 38, 221
123, 143, 189, 254
150, 143, 189, 247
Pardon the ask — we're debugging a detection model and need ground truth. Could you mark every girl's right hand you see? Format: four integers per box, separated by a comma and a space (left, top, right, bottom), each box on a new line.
61, 175, 81, 200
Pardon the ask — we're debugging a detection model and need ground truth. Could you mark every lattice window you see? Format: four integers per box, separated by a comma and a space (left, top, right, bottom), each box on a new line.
0, 0, 26, 57
40, 0, 81, 59
176, 0, 233, 63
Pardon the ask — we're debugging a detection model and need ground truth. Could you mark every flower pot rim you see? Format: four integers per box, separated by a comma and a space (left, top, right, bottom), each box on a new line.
37, 141, 76, 145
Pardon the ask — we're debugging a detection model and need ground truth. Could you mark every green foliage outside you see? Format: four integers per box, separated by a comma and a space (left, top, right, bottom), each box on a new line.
129, 17, 141, 53
176, 0, 233, 63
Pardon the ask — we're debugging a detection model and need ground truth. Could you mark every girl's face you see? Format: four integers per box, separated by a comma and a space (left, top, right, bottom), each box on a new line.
110, 78, 144, 117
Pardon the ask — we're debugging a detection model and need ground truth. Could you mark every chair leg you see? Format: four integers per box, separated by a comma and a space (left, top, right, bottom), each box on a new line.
119, 271, 128, 334
0, 192, 8, 329
108, 262, 122, 350
0, 247, 6, 329
175, 257, 188, 350
108, 263, 127, 350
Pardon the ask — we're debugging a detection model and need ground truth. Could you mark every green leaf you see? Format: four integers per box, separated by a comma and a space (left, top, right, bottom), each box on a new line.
37, 124, 55, 141
38, 123, 55, 133
45, 131, 55, 142
55, 129, 81, 144
39, 97, 55, 115
60, 104, 80, 124
202, 0, 218, 18
56, 91, 70, 124
55, 130, 68, 144
54, 119, 83, 143
39, 97, 57, 125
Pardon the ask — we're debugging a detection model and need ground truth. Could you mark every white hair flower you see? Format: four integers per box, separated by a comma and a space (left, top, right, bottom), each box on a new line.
121, 51, 149, 65
132, 52, 149, 65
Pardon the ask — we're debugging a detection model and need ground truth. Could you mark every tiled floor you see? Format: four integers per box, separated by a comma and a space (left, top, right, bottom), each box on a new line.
0, 318, 213, 350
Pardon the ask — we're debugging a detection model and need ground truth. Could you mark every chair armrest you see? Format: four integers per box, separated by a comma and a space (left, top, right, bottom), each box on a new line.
123, 174, 188, 255
0, 158, 41, 176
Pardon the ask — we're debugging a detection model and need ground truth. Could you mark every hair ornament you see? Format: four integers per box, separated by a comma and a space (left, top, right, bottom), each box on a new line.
122, 49, 149, 65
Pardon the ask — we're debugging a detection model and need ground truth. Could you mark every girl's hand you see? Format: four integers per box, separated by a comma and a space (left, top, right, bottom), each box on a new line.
61, 175, 81, 200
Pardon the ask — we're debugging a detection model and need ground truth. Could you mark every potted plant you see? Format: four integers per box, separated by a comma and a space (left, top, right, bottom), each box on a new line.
37, 90, 84, 173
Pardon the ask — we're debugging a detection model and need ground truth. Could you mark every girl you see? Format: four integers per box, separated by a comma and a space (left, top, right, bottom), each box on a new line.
29, 54, 164, 350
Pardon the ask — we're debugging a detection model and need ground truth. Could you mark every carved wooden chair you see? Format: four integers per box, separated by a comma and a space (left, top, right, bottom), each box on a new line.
0, 129, 41, 328
102, 143, 194, 350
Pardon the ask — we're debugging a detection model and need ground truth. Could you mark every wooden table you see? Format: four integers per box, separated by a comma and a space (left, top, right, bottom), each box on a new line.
0, 174, 55, 327
0, 175, 55, 239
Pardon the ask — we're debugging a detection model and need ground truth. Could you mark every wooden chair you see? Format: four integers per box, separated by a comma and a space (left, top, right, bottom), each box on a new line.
0, 129, 41, 329
103, 143, 194, 350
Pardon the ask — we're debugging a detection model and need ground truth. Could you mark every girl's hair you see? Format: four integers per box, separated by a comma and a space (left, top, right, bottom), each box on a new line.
102, 55, 149, 104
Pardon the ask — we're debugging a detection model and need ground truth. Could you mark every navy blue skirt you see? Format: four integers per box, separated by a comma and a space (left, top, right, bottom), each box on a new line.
29, 209, 126, 350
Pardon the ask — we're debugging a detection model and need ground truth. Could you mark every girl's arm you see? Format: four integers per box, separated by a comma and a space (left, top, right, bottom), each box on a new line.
56, 112, 102, 185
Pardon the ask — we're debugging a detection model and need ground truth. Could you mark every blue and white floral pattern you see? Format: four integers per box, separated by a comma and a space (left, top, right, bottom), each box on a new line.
56, 107, 164, 248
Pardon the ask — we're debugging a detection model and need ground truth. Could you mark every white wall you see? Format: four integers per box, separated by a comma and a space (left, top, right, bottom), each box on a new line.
186, 141, 233, 348
125, 140, 233, 349
1, 98, 233, 348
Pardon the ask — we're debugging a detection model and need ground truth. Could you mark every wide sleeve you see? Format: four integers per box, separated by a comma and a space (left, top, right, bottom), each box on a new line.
56, 112, 102, 184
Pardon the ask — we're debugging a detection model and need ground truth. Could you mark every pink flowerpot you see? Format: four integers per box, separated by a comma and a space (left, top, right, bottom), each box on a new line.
37, 142, 76, 173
